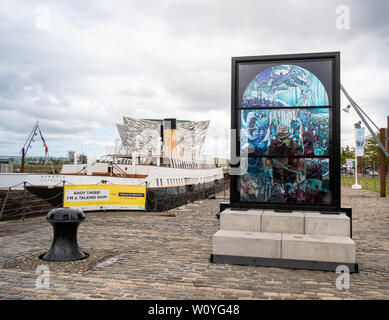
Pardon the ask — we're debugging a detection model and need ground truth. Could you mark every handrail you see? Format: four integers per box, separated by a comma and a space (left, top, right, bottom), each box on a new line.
0, 181, 64, 221
0, 187, 10, 219
112, 163, 127, 177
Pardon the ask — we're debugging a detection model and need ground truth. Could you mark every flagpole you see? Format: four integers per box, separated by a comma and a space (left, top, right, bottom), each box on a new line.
354, 140, 359, 186
352, 124, 362, 189
38, 126, 49, 165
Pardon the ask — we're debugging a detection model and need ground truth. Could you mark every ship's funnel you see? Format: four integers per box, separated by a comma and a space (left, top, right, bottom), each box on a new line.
163, 118, 177, 157
74, 152, 79, 166
86, 157, 96, 176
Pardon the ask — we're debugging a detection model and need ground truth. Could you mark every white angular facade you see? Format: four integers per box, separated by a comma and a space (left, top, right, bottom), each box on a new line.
117, 117, 210, 161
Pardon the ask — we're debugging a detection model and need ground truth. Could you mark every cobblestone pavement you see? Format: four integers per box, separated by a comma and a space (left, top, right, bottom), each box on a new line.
0, 187, 388, 300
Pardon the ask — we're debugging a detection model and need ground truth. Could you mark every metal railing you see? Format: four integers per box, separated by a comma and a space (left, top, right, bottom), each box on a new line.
112, 163, 127, 177
0, 179, 230, 220
0, 181, 63, 221
341, 176, 389, 195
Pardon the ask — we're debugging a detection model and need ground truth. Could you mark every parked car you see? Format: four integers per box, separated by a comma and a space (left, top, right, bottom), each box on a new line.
368, 171, 379, 177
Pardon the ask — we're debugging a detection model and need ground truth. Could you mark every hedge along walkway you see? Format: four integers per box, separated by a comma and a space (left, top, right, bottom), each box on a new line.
0, 186, 388, 300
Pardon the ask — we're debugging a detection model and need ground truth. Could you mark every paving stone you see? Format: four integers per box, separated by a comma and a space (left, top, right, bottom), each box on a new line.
0, 187, 387, 299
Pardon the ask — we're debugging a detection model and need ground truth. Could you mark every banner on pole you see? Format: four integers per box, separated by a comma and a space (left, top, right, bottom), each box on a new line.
355, 127, 365, 157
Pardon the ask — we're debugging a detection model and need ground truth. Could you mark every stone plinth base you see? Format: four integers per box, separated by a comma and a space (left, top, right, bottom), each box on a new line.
210, 254, 358, 273
213, 230, 281, 258
211, 209, 358, 273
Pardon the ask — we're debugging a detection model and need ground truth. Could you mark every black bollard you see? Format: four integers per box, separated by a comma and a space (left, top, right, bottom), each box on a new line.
42, 208, 87, 262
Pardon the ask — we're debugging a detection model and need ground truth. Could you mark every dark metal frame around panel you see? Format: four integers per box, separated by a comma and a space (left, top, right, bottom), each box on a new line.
230, 52, 341, 212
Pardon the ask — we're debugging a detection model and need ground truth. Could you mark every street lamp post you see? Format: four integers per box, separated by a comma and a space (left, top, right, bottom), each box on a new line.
352, 121, 362, 189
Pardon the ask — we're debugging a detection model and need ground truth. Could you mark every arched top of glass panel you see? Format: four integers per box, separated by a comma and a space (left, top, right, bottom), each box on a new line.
241, 65, 329, 108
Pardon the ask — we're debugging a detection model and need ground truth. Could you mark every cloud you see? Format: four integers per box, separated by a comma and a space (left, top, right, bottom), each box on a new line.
0, 0, 388, 157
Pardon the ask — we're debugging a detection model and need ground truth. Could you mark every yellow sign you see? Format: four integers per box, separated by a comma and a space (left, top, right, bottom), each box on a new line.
63, 184, 146, 211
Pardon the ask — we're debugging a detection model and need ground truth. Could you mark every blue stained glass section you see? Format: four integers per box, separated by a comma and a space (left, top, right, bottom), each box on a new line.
241, 108, 329, 156
240, 158, 331, 204
241, 65, 329, 108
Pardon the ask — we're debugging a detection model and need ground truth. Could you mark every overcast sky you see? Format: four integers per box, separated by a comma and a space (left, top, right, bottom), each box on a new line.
0, 0, 388, 159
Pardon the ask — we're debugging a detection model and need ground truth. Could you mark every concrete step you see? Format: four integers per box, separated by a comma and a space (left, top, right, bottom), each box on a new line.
262, 210, 304, 234
282, 233, 356, 263
219, 209, 351, 237
212, 230, 282, 259
212, 230, 356, 264
220, 208, 263, 232
304, 212, 350, 236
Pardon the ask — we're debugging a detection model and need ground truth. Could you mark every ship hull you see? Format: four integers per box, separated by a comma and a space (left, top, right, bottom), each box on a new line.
25, 180, 225, 212
146, 179, 225, 212
1, 173, 225, 213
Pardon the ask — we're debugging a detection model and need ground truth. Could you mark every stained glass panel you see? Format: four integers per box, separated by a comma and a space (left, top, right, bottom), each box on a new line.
240, 108, 330, 156
239, 157, 331, 204
241, 65, 329, 108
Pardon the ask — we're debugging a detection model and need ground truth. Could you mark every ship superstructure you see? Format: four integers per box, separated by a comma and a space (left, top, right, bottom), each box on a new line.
0, 117, 225, 212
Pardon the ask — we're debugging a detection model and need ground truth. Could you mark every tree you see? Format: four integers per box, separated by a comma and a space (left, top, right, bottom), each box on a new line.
365, 133, 389, 170
341, 145, 354, 165
26, 157, 34, 164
